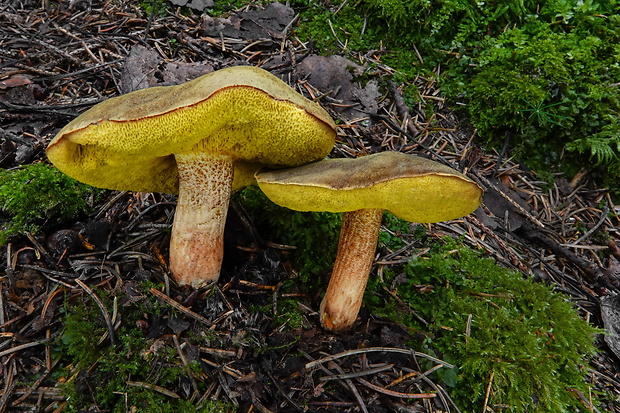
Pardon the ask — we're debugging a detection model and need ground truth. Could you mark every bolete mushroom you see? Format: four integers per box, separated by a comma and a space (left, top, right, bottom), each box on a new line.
46, 65, 336, 288
255, 151, 483, 331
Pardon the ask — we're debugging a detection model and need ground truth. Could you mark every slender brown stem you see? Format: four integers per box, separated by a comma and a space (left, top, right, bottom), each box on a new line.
320, 208, 384, 331
169, 152, 233, 288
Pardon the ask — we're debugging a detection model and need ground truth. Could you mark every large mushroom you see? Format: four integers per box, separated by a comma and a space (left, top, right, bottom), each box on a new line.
255, 151, 483, 331
46, 65, 336, 288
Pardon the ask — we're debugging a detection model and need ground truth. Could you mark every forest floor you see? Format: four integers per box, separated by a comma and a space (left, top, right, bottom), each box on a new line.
1, 1, 620, 412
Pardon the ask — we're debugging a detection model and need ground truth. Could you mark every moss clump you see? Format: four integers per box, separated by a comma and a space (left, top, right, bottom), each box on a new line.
0, 163, 97, 244
205, 0, 252, 16
293, 0, 384, 54
366, 236, 599, 412
465, 18, 620, 181
55, 291, 237, 413
139, 0, 170, 16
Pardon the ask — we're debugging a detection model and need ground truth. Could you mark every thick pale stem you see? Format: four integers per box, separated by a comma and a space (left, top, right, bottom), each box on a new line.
169, 152, 234, 288
320, 208, 384, 331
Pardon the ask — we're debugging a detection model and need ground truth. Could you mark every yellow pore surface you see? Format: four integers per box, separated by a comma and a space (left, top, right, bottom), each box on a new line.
256, 153, 483, 223
46, 67, 336, 194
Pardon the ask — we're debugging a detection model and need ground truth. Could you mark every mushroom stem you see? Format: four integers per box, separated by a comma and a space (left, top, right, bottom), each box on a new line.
320, 208, 384, 331
169, 152, 234, 288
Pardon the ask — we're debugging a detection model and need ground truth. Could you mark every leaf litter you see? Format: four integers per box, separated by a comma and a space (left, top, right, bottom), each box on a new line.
0, 0, 619, 412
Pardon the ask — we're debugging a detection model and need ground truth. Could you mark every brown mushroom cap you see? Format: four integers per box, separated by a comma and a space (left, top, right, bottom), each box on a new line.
46, 65, 336, 194
255, 151, 482, 223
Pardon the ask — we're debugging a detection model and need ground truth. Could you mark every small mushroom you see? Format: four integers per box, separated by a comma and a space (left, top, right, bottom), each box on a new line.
255, 151, 483, 331
47, 66, 336, 288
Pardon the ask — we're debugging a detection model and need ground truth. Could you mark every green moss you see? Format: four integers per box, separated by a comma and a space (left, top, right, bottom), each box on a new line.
256, 292, 308, 333
54, 290, 236, 412
378, 212, 421, 251
366, 237, 599, 412
0, 163, 98, 244
206, 0, 267, 16
139, 0, 169, 16
466, 19, 620, 177
294, 1, 384, 55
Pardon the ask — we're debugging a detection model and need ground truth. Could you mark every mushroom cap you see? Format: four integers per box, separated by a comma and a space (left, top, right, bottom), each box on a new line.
46, 66, 336, 194
256, 151, 483, 223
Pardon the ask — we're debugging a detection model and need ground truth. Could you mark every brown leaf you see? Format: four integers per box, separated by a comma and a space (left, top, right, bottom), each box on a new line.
202, 2, 294, 39
297, 55, 380, 119
601, 294, 620, 360
169, 0, 213, 11
0, 75, 33, 90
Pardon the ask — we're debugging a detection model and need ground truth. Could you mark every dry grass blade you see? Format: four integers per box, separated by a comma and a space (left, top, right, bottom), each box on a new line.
327, 360, 369, 413
149, 288, 214, 326
306, 347, 454, 370
127, 381, 180, 399
74, 279, 116, 345
0, 341, 44, 358
356, 378, 437, 399
319, 364, 395, 381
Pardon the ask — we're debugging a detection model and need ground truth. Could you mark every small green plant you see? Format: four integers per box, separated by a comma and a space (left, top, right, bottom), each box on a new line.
366, 237, 599, 412
519, 96, 571, 128
205, 0, 254, 17
139, 0, 169, 16
566, 135, 620, 167
378, 212, 420, 251
263, 292, 309, 332
0, 163, 98, 244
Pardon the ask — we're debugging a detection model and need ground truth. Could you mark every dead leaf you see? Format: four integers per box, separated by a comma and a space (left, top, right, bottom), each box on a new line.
202, 2, 295, 40
120, 45, 160, 93
0, 139, 17, 168
167, 316, 191, 334
600, 294, 620, 360
479, 179, 529, 231
169, 0, 213, 11
15, 268, 45, 292
0, 75, 33, 90
120, 45, 213, 93
162, 61, 214, 84
297, 55, 380, 119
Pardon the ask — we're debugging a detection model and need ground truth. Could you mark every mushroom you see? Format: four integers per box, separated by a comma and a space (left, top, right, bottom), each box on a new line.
46, 65, 336, 288
255, 151, 483, 331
